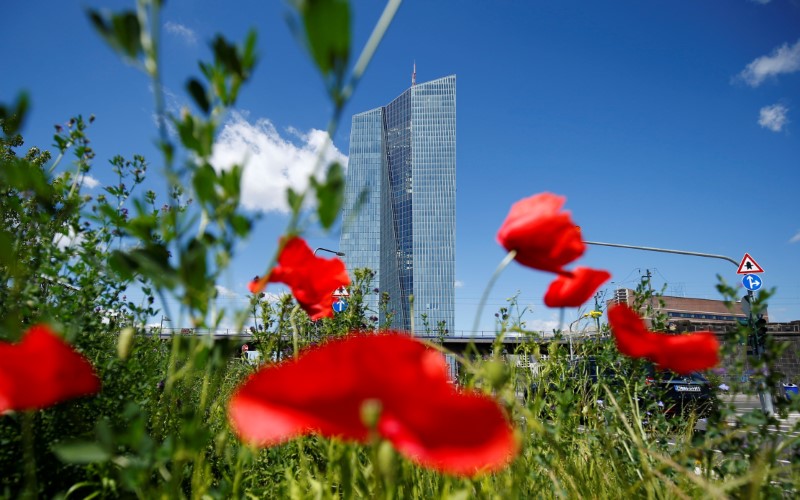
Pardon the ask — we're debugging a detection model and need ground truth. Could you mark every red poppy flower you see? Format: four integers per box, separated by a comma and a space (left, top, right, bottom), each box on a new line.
229, 333, 517, 477
544, 267, 611, 308
496, 193, 585, 274
248, 236, 350, 320
0, 325, 101, 413
652, 333, 721, 375
608, 304, 719, 374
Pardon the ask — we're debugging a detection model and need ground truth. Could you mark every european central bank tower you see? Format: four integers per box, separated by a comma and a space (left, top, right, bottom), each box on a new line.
340, 75, 455, 333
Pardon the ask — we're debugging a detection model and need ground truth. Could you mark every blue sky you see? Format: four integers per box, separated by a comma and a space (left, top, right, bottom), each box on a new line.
2, 0, 799, 333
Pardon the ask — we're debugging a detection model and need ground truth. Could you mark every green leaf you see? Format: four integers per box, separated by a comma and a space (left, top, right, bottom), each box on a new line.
52, 441, 110, 464
241, 30, 258, 78
294, 0, 350, 80
212, 35, 242, 77
0, 93, 30, 136
112, 12, 143, 58
180, 238, 210, 314
314, 162, 345, 229
193, 163, 218, 205
87, 10, 143, 60
0, 230, 15, 274
186, 78, 211, 114
109, 244, 177, 288
230, 214, 252, 237
286, 187, 302, 212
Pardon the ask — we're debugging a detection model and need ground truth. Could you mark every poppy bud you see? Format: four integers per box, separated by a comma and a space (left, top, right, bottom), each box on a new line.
117, 327, 135, 360
377, 440, 396, 481
485, 360, 510, 390
360, 398, 382, 430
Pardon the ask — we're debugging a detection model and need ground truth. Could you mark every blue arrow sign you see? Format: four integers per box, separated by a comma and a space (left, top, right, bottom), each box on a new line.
332, 299, 348, 313
742, 274, 763, 292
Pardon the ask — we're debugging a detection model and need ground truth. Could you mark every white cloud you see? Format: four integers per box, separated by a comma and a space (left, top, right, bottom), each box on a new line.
210, 112, 347, 213
454, 280, 464, 288
261, 292, 285, 303
164, 21, 197, 45
78, 174, 100, 189
527, 318, 561, 335
738, 39, 800, 87
790, 230, 800, 243
148, 84, 183, 135
758, 103, 789, 132
749, 0, 771, 4
54, 226, 83, 250
215, 285, 239, 299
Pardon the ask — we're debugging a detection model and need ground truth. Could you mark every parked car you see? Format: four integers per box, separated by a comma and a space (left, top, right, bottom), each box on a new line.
524, 357, 717, 419
644, 366, 717, 417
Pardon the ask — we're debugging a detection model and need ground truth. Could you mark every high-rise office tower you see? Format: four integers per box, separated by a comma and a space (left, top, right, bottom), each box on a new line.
340, 74, 456, 333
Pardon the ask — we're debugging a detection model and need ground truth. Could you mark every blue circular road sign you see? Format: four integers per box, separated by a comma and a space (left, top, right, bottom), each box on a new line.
742, 274, 763, 292
332, 299, 348, 313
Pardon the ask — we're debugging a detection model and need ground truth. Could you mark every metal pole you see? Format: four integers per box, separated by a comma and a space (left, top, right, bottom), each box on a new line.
568, 316, 586, 361
584, 241, 739, 267
314, 247, 345, 256
747, 290, 775, 415
586, 240, 774, 415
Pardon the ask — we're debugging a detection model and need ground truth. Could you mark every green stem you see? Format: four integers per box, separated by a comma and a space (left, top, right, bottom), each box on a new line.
472, 250, 517, 334
289, 304, 302, 358
21, 411, 37, 499
231, 446, 248, 498
342, 0, 403, 102
271, 0, 404, 283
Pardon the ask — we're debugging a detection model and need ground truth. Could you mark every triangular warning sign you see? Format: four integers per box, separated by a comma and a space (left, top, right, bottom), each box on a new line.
737, 253, 764, 274
332, 286, 350, 297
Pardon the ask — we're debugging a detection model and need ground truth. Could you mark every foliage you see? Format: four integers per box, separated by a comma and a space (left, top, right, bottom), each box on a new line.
1, 0, 799, 498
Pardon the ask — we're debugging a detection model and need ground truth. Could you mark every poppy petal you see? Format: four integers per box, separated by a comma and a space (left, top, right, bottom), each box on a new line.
378, 391, 518, 476
250, 236, 350, 319
544, 267, 611, 308
0, 325, 100, 413
608, 304, 720, 374
608, 304, 663, 358
228, 333, 517, 476
653, 332, 720, 375
496, 193, 585, 274
248, 275, 269, 294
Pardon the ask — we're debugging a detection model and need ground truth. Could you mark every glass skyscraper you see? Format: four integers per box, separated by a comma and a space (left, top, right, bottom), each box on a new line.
340, 75, 456, 334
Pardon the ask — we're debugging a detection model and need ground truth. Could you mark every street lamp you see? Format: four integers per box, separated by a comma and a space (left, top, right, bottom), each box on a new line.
567, 313, 591, 360
314, 247, 345, 257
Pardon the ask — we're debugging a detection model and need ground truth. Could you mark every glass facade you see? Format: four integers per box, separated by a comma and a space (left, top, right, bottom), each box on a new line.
340, 75, 456, 334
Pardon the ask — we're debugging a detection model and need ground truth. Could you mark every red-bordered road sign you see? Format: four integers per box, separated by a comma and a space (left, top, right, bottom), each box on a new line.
737, 253, 764, 274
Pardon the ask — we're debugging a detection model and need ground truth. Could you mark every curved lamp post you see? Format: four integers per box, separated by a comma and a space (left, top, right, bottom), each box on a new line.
314, 247, 345, 257
584, 240, 773, 415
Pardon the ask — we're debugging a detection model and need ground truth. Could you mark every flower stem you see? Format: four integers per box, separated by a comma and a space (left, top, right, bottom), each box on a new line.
21, 411, 38, 499
289, 304, 302, 358
472, 250, 517, 334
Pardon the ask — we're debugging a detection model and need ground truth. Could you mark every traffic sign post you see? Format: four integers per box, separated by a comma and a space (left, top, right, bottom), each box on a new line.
737, 253, 764, 274
332, 299, 348, 313
737, 253, 772, 415
742, 274, 763, 292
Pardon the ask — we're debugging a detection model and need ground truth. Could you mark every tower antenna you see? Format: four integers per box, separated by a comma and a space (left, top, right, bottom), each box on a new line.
412, 61, 416, 86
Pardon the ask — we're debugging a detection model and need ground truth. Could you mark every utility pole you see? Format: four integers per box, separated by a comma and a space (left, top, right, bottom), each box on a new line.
641, 268, 655, 327
592, 292, 603, 333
